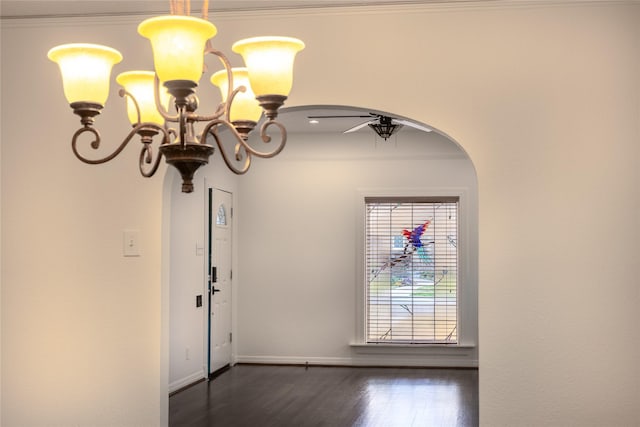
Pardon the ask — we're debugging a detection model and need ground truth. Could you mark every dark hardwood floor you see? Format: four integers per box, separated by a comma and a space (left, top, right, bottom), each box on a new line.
170, 365, 479, 426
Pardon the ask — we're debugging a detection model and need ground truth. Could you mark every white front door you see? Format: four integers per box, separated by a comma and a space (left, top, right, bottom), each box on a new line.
209, 188, 232, 374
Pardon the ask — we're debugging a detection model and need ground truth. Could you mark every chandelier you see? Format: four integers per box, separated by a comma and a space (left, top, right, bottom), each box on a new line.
48, 0, 304, 192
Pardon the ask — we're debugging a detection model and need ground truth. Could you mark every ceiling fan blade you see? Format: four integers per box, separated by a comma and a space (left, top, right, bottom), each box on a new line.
307, 115, 373, 119
392, 119, 432, 132
344, 121, 373, 133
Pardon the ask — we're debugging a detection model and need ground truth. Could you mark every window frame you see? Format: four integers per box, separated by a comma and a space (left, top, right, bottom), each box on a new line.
364, 196, 460, 344
354, 188, 475, 350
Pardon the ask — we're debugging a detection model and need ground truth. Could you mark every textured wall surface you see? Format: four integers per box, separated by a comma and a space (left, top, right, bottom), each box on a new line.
2, 2, 639, 426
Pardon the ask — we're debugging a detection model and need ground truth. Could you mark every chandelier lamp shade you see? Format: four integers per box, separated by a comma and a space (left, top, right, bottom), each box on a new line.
210, 67, 263, 122
48, 3, 304, 193
116, 71, 172, 125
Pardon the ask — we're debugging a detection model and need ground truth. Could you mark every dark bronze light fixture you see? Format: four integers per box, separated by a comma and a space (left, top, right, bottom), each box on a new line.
48, 0, 304, 193
368, 115, 403, 140
308, 112, 431, 140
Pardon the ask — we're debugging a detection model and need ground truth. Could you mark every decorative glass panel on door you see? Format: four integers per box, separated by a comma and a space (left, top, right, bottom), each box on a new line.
216, 204, 227, 226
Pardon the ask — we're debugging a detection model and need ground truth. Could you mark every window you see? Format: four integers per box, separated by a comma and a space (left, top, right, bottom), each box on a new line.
365, 197, 458, 344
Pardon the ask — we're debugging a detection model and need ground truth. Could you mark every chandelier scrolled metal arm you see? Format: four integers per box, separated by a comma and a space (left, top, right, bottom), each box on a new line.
48, 2, 304, 193
69, 87, 172, 184
197, 44, 289, 174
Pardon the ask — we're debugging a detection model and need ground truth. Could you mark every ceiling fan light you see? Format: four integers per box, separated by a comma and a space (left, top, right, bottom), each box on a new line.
369, 122, 403, 140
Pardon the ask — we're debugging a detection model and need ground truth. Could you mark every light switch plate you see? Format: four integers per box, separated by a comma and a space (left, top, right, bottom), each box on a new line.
123, 230, 140, 257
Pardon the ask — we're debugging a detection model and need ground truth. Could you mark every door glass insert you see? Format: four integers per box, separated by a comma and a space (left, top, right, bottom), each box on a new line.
216, 204, 227, 226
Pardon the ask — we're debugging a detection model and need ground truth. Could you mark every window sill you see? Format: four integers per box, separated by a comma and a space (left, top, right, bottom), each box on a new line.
348, 343, 477, 367
351, 343, 475, 352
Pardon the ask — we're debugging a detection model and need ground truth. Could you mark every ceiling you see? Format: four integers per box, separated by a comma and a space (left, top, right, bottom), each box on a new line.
0, 0, 436, 137
277, 106, 431, 136
0, 1, 462, 19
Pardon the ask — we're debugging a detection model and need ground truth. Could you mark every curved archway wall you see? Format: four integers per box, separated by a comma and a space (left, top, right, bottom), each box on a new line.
2, 2, 638, 427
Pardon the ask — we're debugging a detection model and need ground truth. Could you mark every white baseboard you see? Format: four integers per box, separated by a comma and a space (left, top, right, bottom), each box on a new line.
236, 354, 477, 368
169, 371, 205, 394
236, 355, 353, 365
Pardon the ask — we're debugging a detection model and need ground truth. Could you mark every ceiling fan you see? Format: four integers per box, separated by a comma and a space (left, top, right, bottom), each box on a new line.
307, 112, 432, 140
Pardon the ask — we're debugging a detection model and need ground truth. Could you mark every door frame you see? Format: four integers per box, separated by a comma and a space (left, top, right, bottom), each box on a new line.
206, 186, 233, 378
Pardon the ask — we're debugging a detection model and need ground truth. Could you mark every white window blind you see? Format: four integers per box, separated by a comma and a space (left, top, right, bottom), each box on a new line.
365, 197, 458, 344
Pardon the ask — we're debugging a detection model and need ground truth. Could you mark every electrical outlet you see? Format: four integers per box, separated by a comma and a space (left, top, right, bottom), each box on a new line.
185, 347, 190, 360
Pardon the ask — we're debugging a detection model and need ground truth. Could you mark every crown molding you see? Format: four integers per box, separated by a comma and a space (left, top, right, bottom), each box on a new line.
1, 0, 636, 26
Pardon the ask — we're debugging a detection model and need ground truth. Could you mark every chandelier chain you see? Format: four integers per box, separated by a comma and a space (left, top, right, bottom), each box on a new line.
170, 0, 209, 19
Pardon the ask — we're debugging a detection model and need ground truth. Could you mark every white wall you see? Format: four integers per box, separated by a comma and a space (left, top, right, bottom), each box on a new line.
236, 128, 478, 367
167, 150, 240, 392
168, 170, 208, 392
2, 15, 167, 427
2, 2, 639, 426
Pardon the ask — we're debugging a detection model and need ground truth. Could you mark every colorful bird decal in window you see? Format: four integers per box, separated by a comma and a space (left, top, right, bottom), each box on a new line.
402, 221, 431, 250
370, 220, 432, 281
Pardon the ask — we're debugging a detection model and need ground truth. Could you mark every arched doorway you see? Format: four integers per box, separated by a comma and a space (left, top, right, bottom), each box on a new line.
162, 103, 478, 408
